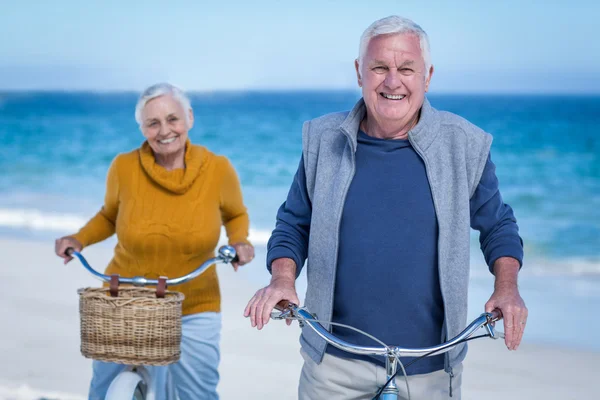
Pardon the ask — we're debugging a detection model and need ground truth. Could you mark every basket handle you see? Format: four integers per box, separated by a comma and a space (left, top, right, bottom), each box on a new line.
110, 275, 119, 297
156, 277, 167, 299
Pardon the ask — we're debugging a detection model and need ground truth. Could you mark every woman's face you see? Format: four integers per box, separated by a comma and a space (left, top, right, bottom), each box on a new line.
140, 95, 194, 158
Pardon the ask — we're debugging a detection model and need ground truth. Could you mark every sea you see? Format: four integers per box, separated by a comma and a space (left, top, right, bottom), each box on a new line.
0, 91, 599, 352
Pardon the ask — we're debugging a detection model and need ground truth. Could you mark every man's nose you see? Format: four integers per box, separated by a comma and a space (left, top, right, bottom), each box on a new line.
384, 71, 403, 90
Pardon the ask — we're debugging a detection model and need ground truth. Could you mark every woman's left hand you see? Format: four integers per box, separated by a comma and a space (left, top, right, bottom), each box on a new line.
231, 242, 255, 271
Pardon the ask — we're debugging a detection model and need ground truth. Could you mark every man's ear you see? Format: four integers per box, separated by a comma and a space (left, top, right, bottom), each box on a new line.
425, 65, 434, 92
355, 59, 362, 87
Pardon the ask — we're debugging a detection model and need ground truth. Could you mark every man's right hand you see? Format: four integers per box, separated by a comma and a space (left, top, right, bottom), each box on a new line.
244, 258, 299, 330
54, 236, 83, 264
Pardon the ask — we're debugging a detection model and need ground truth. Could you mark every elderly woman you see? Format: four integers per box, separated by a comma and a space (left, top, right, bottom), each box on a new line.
54, 82, 254, 400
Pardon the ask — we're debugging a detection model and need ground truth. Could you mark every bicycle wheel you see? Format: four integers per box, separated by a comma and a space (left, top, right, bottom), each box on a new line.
132, 382, 146, 400
105, 370, 148, 400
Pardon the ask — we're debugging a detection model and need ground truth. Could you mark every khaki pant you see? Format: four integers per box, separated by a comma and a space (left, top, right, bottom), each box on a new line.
298, 348, 462, 400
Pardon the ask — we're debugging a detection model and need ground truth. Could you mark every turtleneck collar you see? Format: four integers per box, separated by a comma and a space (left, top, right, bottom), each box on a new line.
139, 138, 206, 194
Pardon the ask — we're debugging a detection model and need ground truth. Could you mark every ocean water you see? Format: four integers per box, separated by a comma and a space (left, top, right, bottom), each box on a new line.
0, 92, 599, 353
1, 92, 598, 266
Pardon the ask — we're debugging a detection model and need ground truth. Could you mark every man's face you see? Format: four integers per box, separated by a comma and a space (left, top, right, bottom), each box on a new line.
356, 33, 433, 128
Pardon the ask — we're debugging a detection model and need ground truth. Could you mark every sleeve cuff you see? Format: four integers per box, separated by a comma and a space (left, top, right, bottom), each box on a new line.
69, 232, 88, 248
228, 237, 251, 246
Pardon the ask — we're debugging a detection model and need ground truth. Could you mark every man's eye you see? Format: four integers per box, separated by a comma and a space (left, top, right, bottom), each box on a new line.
148, 121, 158, 127
400, 68, 414, 73
169, 117, 178, 122
373, 66, 387, 71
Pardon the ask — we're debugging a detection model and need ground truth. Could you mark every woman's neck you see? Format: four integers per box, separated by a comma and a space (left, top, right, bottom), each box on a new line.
154, 149, 186, 171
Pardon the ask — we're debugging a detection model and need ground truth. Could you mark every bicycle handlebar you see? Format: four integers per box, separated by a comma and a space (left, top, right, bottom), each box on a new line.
272, 301, 502, 358
66, 245, 238, 287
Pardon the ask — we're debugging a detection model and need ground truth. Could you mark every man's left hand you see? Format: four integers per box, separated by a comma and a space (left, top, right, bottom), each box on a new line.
485, 282, 528, 351
485, 257, 528, 350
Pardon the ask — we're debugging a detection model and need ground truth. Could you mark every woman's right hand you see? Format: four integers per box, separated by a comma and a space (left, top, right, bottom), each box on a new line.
54, 236, 83, 264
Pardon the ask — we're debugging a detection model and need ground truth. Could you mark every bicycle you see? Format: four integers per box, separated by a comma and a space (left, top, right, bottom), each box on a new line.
66, 245, 238, 400
270, 300, 504, 400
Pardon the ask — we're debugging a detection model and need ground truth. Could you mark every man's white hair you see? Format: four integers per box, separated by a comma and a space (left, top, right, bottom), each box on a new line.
358, 16, 431, 78
134, 82, 192, 127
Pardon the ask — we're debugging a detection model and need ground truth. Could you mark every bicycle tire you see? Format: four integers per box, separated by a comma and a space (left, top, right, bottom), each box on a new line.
132, 383, 145, 400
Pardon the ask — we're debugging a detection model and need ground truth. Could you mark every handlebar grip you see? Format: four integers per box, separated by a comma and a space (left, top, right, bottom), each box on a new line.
274, 300, 291, 311
65, 247, 75, 257
490, 309, 503, 321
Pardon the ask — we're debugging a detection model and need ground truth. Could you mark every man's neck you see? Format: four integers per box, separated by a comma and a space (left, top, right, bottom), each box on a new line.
361, 110, 421, 140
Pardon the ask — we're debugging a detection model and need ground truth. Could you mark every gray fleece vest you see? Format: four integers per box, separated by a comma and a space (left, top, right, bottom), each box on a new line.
299, 97, 492, 372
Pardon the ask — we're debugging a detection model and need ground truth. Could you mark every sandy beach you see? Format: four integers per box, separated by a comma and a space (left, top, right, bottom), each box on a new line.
0, 237, 596, 400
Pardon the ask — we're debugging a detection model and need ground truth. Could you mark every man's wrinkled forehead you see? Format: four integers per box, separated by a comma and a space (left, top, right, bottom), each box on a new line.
364, 33, 425, 67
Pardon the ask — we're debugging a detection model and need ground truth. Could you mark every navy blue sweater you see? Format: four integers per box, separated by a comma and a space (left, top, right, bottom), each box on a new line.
267, 131, 523, 374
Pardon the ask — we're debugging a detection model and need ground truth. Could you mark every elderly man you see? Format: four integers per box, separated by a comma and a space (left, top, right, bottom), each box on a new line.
245, 15, 527, 400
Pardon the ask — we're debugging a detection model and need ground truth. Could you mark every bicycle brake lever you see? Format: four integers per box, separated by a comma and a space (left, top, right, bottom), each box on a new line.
484, 312, 501, 339
270, 308, 293, 320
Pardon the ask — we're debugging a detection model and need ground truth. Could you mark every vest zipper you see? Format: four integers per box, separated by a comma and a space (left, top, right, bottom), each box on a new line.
408, 135, 451, 373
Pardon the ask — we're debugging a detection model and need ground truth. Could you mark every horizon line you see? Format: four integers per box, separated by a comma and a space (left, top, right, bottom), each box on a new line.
1, 88, 599, 96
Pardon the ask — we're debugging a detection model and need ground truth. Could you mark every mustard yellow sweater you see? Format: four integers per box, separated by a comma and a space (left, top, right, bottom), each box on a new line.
72, 140, 250, 315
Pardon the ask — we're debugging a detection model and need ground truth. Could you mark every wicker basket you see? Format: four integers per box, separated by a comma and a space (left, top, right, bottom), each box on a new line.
78, 287, 185, 366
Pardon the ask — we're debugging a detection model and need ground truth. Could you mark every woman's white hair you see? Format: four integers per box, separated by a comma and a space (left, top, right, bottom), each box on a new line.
358, 16, 431, 78
134, 82, 192, 127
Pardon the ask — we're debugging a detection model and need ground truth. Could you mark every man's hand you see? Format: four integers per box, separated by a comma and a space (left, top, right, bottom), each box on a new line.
485, 257, 528, 350
244, 258, 299, 330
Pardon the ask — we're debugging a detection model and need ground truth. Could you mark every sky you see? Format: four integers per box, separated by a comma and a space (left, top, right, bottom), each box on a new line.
1, 0, 599, 93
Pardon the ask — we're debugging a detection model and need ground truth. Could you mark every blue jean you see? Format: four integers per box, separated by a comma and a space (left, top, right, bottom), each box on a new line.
89, 312, 221, 400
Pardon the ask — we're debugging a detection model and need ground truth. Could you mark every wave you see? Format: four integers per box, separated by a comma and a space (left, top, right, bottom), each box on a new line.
468, 253, 600, 277
1, 208, 599, 275
0, 208, 271, 245
0, 383, 84, 400
0, 208, 88, 232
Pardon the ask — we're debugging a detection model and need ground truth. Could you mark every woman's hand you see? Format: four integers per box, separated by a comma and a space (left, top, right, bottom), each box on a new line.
231, 242, 255, 271
54, 236, 83, 264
